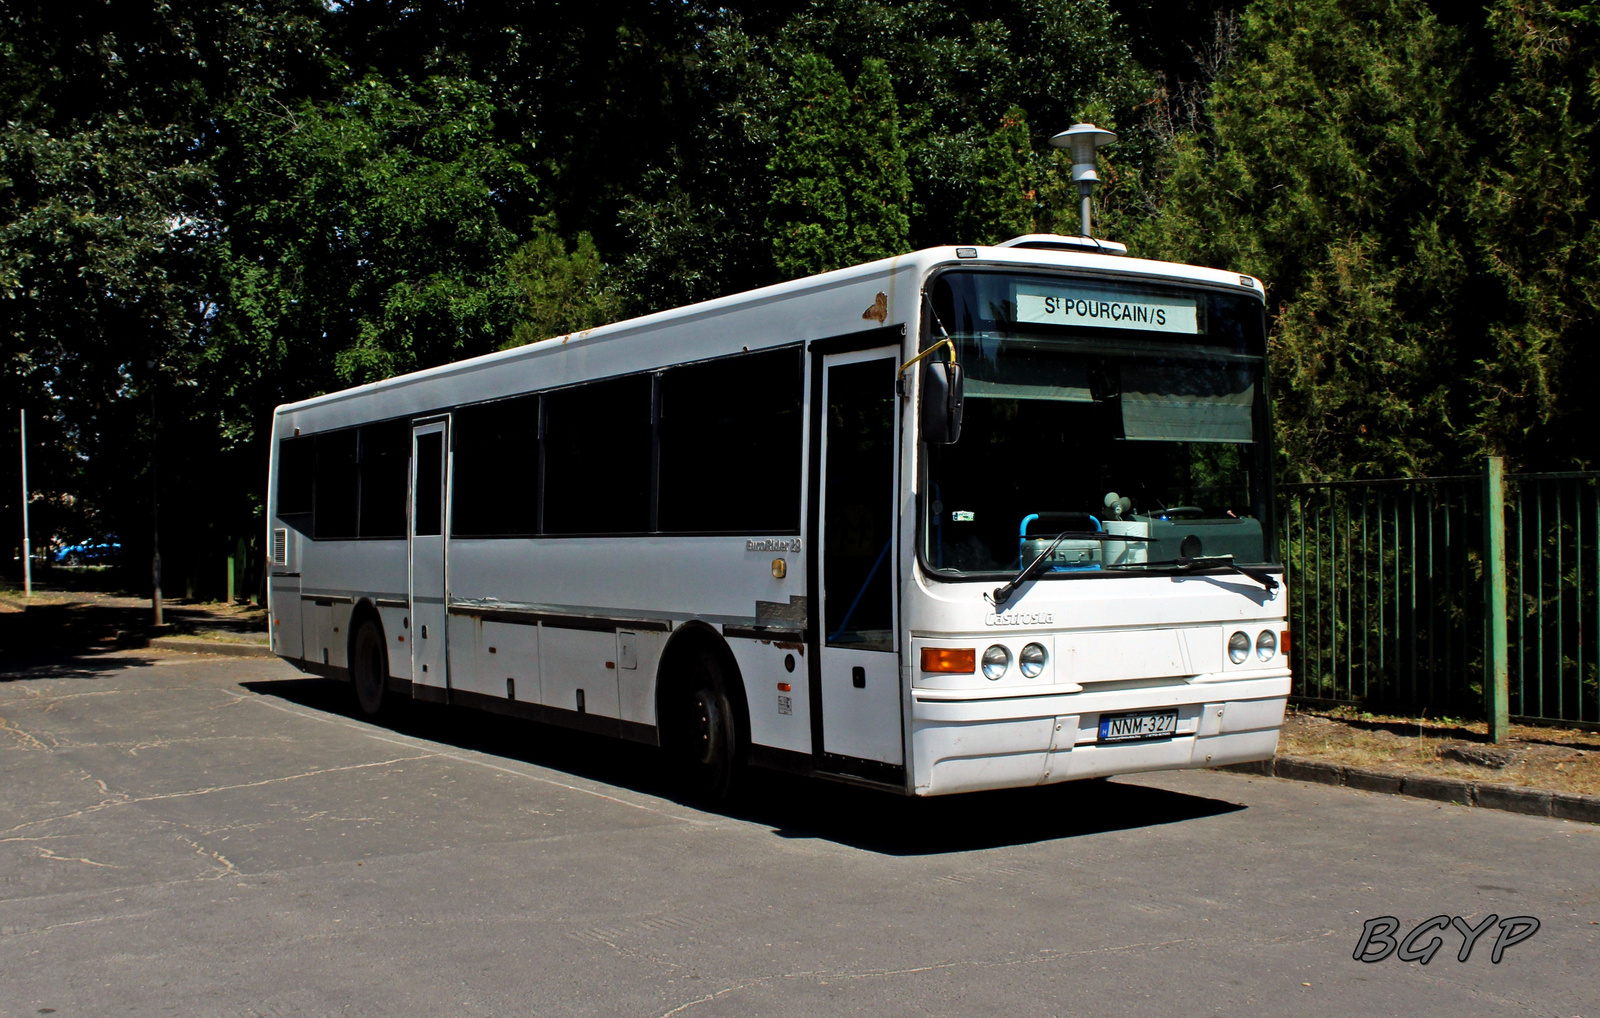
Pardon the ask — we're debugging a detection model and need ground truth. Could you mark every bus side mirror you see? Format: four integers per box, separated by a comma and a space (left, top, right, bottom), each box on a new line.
921, 360, 964, 444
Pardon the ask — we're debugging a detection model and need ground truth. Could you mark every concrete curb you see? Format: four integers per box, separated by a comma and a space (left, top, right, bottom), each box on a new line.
148, 637, 274, 658
1217, 754, 1599, 824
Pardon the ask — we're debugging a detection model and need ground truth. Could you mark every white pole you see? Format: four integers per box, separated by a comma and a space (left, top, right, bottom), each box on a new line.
19, 408, 30, 598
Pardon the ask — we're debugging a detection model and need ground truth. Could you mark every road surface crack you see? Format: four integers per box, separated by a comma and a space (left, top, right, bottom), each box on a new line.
34, 846, 119, 868
0, 715, 53, 751
650, 937, 1200, 1017
1, 753, 438, 836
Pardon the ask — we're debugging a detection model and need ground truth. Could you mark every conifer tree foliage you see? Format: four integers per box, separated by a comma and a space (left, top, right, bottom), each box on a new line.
767, 54, 855, 278
1134, 0, 1600, 476
1136, 0, 1478, 479
961, 106, 1040, 244
502, 218, 621, 348
767, 55, 911, 278
621, 1, 1149, 310
613, 15, 783, 316
1465, 0, 1600, 468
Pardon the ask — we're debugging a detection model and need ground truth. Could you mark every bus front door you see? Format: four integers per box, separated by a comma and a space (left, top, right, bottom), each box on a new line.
814, 347, 903, 774
410, 420, 449, 694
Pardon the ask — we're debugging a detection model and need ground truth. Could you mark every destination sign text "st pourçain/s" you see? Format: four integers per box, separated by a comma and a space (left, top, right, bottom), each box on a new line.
1016, 288, 1198, 335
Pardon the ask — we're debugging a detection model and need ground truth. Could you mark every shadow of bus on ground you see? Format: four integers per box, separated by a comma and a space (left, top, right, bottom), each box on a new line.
243, 672, 1249, 856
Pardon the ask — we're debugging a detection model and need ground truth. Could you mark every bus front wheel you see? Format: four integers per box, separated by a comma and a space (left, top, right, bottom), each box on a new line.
351, 617, 388, 717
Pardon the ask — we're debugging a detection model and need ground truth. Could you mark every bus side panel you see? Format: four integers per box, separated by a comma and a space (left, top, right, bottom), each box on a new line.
268, 569, 304, 659
302, 600, 333, 668
727, 637, 811, 756
541, 627, 619, 718
616, 629, 662, 729
378, 603, 410, 682
446, 535, 803, 733
448, 615, 540, 705
266, 419, 304, 661
298, 537, 410, 670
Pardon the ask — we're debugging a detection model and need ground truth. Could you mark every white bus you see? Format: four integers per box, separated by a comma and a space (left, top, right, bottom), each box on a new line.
266, 234, 1290, 797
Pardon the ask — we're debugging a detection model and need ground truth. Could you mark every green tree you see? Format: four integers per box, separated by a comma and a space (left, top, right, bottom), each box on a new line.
959, 106, 1039, 244
767, 53, 855, 278
617, 15, 783, 315
213, 72, 533, 396
0, 0, 326, 587
621, 2, 1150, 306
503, 218, 622, 348
768, 54, 910, 278
1464, 0, 1600, 467
1136, 0, 1474, 480
843, 58, 914, 265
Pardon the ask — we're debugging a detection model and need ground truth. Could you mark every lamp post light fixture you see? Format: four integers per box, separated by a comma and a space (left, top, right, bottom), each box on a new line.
1049, 122, 1117, 239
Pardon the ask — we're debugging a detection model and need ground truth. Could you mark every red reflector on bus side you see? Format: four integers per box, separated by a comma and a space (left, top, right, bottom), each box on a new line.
921, 647, 975, 673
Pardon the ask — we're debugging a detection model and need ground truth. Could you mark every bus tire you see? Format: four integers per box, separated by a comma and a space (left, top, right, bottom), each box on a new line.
350, 616, 388, 717
667, 652, 747, 801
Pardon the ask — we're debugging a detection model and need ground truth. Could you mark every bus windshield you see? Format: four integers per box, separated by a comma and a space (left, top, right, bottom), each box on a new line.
922, 269, 1274, 578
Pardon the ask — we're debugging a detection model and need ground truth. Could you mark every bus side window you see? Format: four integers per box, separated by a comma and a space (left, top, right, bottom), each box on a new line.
414, 432, 444, 537
543, 375, 652, 535
658, 348, 802, 533
277, 436, 315, 533
452, 394, 540, 537
358, 420, 410, 539
314, 429, 359, 540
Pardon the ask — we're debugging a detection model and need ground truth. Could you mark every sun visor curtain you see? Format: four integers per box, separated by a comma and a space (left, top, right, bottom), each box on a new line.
961, 341, 1093, 402
964, 377, 1091, 401
1120, 362, 1255, 443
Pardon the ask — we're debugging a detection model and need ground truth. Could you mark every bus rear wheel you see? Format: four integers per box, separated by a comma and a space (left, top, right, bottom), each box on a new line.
667, 654, 745, 801
351, 617, 389, 717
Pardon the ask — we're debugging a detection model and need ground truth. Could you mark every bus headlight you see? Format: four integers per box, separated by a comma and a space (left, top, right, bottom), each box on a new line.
1228, 631, 1251, 665
1019, 642, 1048, 678
1256, 629, 1277, 661
981, 645, 1011, 680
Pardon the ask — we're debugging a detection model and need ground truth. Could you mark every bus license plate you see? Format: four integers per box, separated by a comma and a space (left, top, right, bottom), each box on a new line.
1098, 710, 1178, 743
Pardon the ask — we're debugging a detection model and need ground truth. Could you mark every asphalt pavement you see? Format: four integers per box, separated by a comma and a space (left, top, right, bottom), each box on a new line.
1, 647, 1596, 1017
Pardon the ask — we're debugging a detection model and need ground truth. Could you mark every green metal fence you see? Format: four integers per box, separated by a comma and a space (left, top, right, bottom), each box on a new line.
1281, 465, 1600, 730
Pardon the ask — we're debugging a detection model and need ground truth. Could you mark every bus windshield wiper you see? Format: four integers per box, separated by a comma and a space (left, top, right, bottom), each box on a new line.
990, 531, 1149, 607
1107, 554, 1279, 591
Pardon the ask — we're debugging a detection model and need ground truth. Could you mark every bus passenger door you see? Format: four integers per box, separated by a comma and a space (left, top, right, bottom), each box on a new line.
813, 347, 903, 773
410, 420, 449, 694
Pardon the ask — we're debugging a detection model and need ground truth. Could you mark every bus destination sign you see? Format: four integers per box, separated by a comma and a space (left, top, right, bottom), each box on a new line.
1016, 287, 1198, 335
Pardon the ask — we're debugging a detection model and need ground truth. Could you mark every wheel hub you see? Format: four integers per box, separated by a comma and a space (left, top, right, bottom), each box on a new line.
692, 689, 723, 767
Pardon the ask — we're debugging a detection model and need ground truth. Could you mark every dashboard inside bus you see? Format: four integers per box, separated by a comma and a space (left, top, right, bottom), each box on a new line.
921, 268, 1275, 579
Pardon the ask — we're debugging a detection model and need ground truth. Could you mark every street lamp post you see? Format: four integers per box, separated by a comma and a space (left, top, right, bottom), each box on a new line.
149, 367, 163, 628
1048, 123, 1117, 238
19, 408, 30, 598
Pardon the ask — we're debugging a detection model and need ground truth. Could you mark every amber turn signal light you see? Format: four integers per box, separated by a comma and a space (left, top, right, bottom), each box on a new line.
921, 647, 976, 673
1280, 630, 1291, 655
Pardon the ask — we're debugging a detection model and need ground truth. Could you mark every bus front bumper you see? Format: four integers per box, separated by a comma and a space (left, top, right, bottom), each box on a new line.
909, 673, 1290, 796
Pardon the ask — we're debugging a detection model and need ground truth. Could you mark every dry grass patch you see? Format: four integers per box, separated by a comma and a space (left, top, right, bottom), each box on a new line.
1280, 706, 1600, 797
